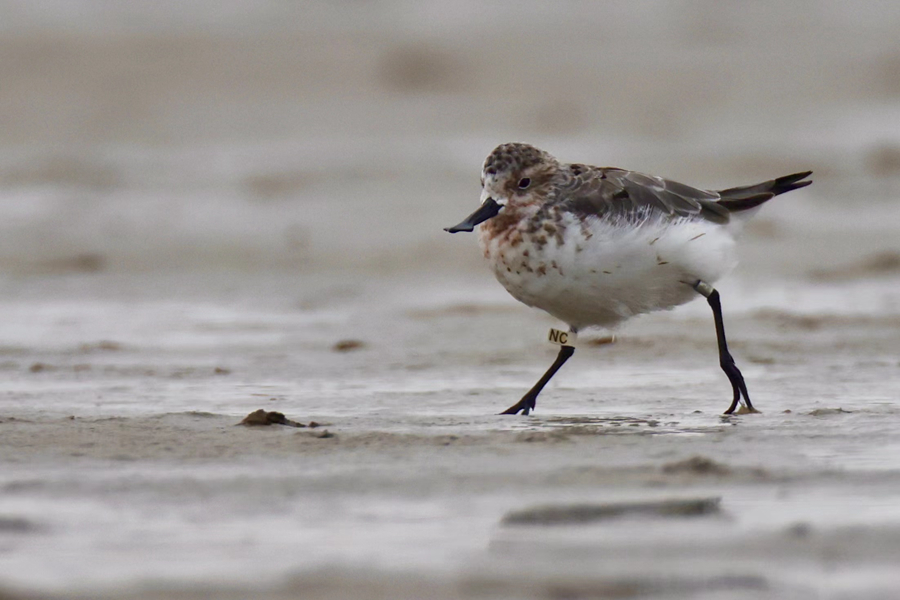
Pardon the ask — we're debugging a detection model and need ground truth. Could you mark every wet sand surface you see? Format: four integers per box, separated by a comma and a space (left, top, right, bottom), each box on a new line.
1, 268, 899, 599
2, 2, 900, 598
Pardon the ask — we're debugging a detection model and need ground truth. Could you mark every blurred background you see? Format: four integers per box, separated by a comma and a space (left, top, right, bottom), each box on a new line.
1, 0, 899, 280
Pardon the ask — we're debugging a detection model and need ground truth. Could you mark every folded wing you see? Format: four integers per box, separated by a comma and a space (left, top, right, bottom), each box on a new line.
556, 165, 812, 224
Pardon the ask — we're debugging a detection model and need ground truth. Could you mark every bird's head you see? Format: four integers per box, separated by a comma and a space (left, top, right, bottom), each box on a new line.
445, 143, 559, 233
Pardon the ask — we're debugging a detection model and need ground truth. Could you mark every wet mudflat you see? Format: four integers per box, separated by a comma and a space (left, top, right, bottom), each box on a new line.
0, 269, 898, 599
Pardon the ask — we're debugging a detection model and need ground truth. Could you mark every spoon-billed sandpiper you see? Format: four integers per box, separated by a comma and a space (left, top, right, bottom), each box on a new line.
445, 142, 811, 415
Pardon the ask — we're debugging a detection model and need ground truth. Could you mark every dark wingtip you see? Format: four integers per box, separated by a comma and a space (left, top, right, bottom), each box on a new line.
782, 170, 813, 182
718, 170, 813, 204
782, 179, 812, 193
771, 171, 813, 195
718, 192, 776, 213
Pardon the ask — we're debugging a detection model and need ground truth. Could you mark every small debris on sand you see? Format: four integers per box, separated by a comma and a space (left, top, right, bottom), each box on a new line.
808, 407, 852, 416
238, 410, 306, 428
332, 339, 365, 352
502, 497, 721, 526
662, 456, 732, 476
315, 430, 335, 439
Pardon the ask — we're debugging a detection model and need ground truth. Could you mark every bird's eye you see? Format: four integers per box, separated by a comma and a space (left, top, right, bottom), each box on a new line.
518, 178, 531, 189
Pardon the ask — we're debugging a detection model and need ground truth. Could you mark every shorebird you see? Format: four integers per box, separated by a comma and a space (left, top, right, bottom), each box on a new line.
445, 143, 811, 415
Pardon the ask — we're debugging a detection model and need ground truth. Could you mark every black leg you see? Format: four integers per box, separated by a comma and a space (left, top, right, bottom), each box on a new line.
501, 345, 575, 415
692, 281, 757, 414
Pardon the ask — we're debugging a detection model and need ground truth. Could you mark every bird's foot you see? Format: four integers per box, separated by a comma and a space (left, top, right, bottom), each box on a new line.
723, 397, 760, 415
500, 395, 536, 416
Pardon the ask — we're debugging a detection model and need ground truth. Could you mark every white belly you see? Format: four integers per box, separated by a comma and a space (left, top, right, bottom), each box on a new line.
479, 214, 738, 330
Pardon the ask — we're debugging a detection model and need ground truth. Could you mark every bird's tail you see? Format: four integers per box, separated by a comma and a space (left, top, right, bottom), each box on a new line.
716, 171, 813, 213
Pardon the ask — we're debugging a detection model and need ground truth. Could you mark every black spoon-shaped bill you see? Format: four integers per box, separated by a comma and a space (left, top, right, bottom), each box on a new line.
444, 198, 502, 233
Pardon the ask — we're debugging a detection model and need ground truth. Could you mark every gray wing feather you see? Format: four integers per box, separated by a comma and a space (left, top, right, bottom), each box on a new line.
557, 166, 730, 224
